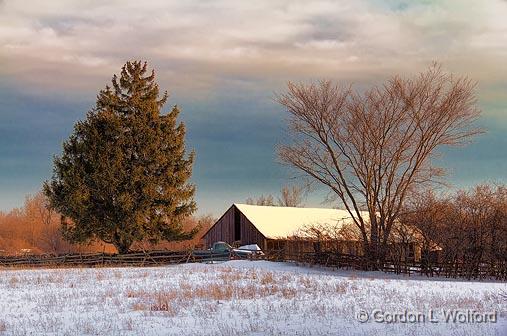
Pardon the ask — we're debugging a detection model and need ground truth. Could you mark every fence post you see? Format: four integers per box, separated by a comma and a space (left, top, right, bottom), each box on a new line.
185, 249, 193, 264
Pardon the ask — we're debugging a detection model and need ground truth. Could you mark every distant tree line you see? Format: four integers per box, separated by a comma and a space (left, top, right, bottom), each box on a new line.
402, 184, 507, 276
287, 183, 507, 278
0, 191, 214, 255
246, 185, 306, 207
0, 192, 76, 255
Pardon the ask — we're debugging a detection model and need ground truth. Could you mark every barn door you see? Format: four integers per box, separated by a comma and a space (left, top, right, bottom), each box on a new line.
234, 206, 241, 243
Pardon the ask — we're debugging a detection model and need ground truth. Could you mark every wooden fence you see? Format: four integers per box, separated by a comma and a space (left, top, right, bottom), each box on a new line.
1, 249, 505, 281
267, 250, 507, 281
0, 250, 236, 268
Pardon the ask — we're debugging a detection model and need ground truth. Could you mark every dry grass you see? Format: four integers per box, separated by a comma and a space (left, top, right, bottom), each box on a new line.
150, 293, 177, 316
95, 271, 105, 281
260, 271, 275, 285
127, 268, 301, 316
8, 276, 18, 288
111, 265, 312, 328
334, 282, 348, 294
0, 262, 504, 336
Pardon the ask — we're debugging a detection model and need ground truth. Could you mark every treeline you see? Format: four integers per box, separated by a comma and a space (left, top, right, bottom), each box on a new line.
0, 193, 77, 255
246, 185, 306, 207
402, 184, 507, 275
286, 183, 507, 278
0, 192, 213, 255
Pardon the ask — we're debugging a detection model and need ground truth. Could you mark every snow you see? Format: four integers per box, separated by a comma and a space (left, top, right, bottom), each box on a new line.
0, 261, 505, 335
236, 244, 262, 251
234, 203, 368, 239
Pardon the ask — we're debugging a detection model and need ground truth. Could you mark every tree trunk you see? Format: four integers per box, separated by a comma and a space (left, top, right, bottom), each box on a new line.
113, 240, 131, 254
369, 218, 381, 270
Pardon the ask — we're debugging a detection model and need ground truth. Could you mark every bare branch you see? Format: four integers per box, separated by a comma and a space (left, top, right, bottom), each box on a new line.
277, 64, 483, 262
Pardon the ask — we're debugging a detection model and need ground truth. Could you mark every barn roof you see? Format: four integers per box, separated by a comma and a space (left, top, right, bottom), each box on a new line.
234, 203, 368, 239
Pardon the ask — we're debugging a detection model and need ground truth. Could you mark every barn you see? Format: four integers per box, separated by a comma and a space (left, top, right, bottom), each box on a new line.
202, 204, 369, 255
202, 204, 435, 261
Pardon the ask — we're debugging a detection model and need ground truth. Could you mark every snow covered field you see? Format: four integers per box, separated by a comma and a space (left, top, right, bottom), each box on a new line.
0, 261, 505, 336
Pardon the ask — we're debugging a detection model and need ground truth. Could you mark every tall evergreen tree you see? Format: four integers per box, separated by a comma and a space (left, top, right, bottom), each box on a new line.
44, 61, 197, 253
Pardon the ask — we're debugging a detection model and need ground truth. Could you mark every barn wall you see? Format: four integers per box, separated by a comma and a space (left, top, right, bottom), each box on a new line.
203, 206, 235, 248
203, 205, 266, 249
239, 211, 266, 250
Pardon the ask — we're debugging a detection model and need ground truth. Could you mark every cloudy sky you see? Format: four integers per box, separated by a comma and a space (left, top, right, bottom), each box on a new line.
1, 0, 506, 215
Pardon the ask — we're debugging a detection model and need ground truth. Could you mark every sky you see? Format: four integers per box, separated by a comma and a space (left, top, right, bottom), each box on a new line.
0, 0, 506, 216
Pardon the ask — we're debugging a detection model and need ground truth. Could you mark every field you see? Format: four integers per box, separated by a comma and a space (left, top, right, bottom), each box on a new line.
0, 261, 505, 336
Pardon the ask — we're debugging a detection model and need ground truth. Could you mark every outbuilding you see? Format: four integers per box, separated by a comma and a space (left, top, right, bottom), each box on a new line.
202, 204, 367, 254
202, 203, 436, 262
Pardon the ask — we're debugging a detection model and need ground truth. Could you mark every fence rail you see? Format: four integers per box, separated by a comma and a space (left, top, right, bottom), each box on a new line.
0, 250, 237, 268
1, 249, 505, 281
271, 250, 507, 281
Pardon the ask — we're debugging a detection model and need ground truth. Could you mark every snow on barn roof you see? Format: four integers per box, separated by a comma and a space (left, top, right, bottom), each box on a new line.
234, 203, 369, 239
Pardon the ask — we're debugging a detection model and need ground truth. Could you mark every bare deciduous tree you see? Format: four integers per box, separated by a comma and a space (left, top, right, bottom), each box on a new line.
277, 64, 482, 266
24, 192, 72, 254
246, 185, 306, 207
403, 184, 507, 279
277, 184, 305, 207
246, 194, 275, 206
